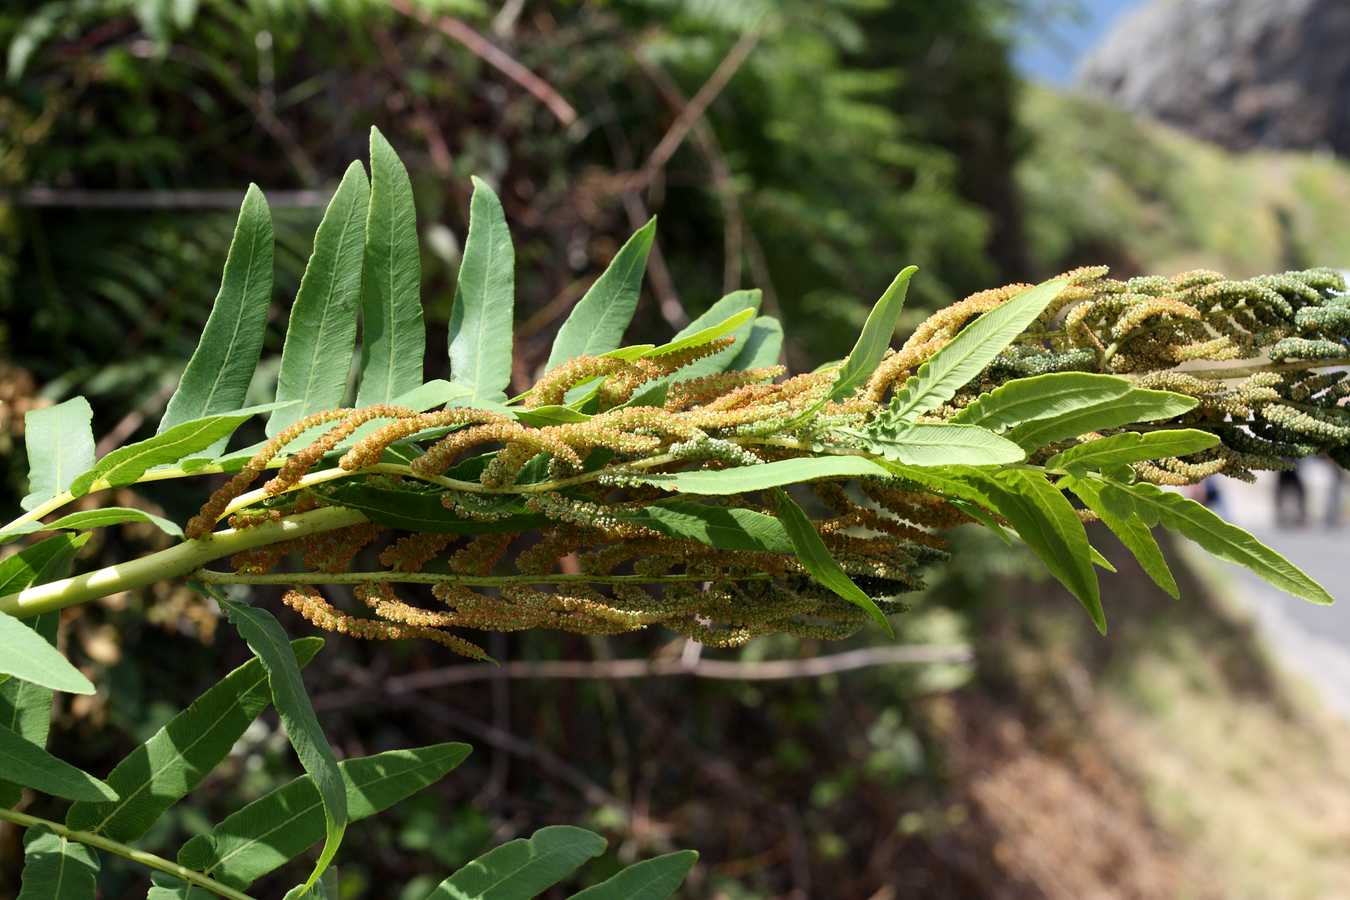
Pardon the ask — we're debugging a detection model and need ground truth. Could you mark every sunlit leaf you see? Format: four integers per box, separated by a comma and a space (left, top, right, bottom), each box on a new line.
0, 508, 181, 545
846, 422, 1025, 466
636, 456, 890, 495
0, 723, 117, 801
357, 127, 426, 407
0, 534, 90, 807
1108, 479, 1333, 605
175, 744, 471, 893
220, 599, 346, 892
655, 291, 760, 379
826, 266, 916, 403
21, 397, 94, 510
885, 279, 1068, 423
1064, 476, 1178, 599
1045, 429, 1219, 471
1004, 389, 1198, 450
957, 468, 1104, 633
772, 488, 894, 637
952, 372, 1133, 432
270, 160, 370, 435
69, 403, 287, 497
65, 638, 323, 841
729, 316, 783, 371
15, 827, 99, 900
159, 185, 273, 450
449, 177, 515, 404
547, 218, 655, 370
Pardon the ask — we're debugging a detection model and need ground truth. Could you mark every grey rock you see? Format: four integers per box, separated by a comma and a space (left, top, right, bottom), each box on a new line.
1077, 0, 1350, 155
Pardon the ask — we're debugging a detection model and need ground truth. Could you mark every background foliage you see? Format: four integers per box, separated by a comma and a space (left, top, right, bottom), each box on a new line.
6, 1, 1350, 898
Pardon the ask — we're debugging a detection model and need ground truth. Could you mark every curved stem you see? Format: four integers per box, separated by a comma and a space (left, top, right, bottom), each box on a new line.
1183, 356, 1350, 380
195, 569, 774, 587
0, 506, 368, 619
0, 807, 254, 900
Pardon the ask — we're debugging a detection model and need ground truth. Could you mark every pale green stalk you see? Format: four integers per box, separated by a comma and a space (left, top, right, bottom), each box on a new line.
0, 807, 254, 900
0, 506, 367, 619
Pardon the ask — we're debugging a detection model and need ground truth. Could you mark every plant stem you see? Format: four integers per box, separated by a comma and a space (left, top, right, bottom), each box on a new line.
1183, 356, 1350, 380
0, 807, 255, 900
0, 506, 367, 619
195, 569, 774, 587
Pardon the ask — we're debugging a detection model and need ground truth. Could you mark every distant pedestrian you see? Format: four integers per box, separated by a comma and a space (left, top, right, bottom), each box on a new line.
1328, 462, 1343, 528
1276, 464, 1307, 527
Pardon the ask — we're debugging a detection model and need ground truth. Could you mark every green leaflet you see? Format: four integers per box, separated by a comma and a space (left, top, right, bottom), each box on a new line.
567, 850, 698, 900
269, 160, 371, 435
951, 372, 1133, 432
423, 825, 607, 900
821, 266, 917, 406
175, 744, 471, 894
1045, 429, 1220, 471
846, 422, 1026, 466
1004, 388, 1198, 450
1064, 476, 1178, 599
0, 507, 181, 545
15, 827, 100, 900
159, 185, 273, 449
0, 533, 89, 808
0, 605, 94, 696
357, 127, 426, 407
1090, 546, 1117, 572
449, 177, 515, 404
0, 533, 88, 597
729, 316, 784, 371
636, 455, 891, 495
885, 279, 1069, 423
772, 488, 894, 637
958, 468, 1105, 633
1107, 480, 1334, 605
312, 482, 546, 534
219, 599, 346, 892
546, 218, 656, 371
65, 637, 324, 841
22, 396, 94, 510
0, 723, 117, 801
656, 291, 760, 379
620, 501, 794, 553
599, 344, 656, 362
69, 402, 287, 497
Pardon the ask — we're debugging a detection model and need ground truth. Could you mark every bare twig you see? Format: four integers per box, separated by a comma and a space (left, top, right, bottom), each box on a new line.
372, 28, 455, 177
631, 28, 762, 190
13, 188, 329, 209
311, 645, 972, 708
390, 0, 577, 127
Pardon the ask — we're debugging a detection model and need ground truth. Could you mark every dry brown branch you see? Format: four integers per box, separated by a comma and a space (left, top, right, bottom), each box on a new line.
390, 0, 577, 127
632, 27, 761, 190
13, 188, 330, 209
312, 644, 972, 706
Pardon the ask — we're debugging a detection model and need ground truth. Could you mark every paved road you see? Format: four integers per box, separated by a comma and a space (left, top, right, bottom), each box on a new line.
1213, 464, 1350, 717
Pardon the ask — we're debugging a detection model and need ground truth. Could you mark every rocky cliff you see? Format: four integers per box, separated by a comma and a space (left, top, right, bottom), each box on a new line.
1078, 0, 1350, 156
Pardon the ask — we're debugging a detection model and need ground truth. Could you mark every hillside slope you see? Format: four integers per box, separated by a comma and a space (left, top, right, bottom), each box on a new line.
1019, 86, 1350, 278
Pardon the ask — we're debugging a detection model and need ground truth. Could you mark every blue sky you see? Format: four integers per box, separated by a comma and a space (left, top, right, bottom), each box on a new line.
1013, 0, 1143, 84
